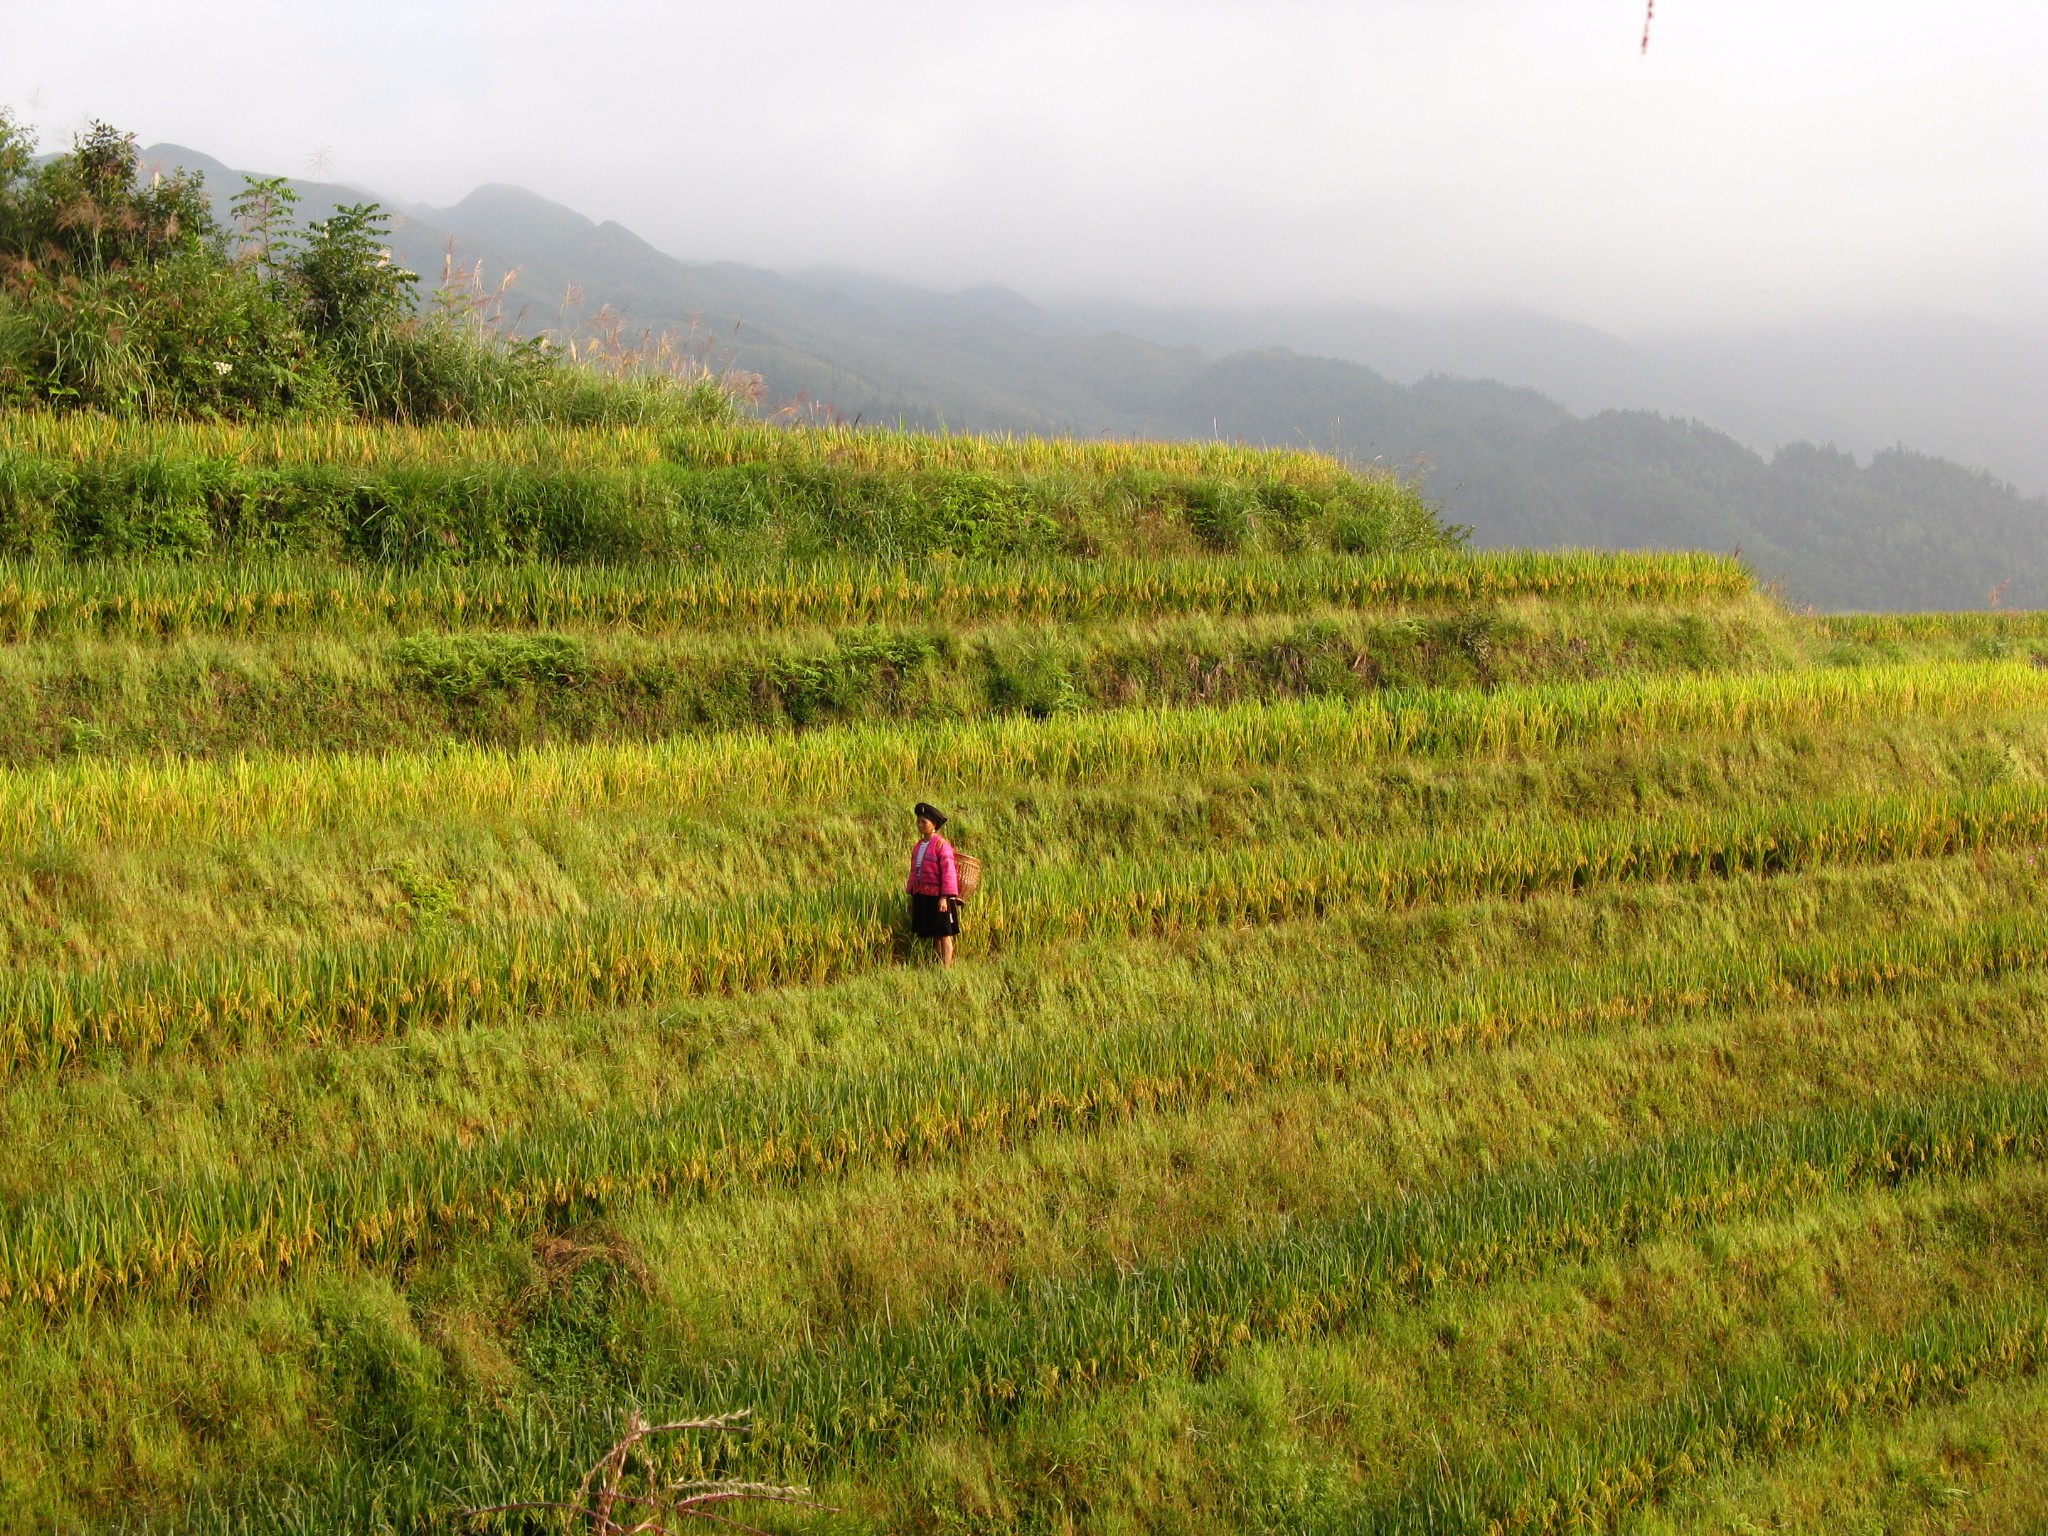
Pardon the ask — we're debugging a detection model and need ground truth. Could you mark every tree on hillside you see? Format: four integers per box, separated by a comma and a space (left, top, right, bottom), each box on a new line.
1, 118, 216, 276
0, 112, 739, 425
0, 112, 357, 416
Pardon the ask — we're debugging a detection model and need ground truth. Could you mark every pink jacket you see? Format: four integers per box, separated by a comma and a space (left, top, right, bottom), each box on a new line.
907, 835, 960, 898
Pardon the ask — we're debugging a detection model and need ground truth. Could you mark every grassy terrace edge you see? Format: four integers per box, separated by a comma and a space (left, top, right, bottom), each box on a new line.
0, 658, 2030, 847
0, 549, 1748, 638
0, 415, 1398, 479
0, 413, 1458, 564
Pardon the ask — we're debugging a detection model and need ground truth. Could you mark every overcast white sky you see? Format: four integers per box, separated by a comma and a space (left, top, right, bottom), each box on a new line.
4, 1, 2043, 332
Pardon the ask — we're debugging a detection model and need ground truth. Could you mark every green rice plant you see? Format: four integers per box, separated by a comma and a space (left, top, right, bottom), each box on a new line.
1365, 1305, 2048, 1535
5, 778, 2048, 1077
3, 676, 2002, 977
0, 412, 1376, 485
11, 840, 2032, 1217
817, 1165, 2048, 1536
169, 1088, 2048, 1536
1819, 610, 2048, 646
0, 549, 1749, 641
0, 414, 677, 472
0, 600, 1784, 769
0, 659, 2035, 853
693, 1088, 2048, 1470
0, 412, 1456, 563
12, 892, 2048, 1317
11, 765, 2048, 1079
5, 397, 2044, 1528
1641, 1365, 2048, 1533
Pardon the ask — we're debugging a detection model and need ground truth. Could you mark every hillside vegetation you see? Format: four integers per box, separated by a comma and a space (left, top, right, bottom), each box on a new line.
3, 389, 2048, 1534
0, 116, 730, 429
1187, 354, 2048, 613
127, 137, 2048, 613
5, 113, 2048, 1536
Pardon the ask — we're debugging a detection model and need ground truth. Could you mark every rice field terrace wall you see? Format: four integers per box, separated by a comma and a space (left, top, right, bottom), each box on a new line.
2, 412, 2046, 1535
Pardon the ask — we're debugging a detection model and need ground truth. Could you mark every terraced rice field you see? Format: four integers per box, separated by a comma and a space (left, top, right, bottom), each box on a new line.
3, 417, 2047, 1533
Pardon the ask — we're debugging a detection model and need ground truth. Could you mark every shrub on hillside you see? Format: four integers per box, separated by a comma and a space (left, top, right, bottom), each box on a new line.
0, 113, 741, 428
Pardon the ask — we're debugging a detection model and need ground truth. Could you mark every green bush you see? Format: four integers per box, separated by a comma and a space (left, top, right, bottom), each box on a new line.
0, 113, 742, 430
309, 1277, 450, 1457
388, 633, 588, 703
1184, 482, 1259, 551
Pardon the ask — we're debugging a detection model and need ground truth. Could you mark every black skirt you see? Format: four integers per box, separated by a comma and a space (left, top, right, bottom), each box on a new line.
910, 893, 960, 938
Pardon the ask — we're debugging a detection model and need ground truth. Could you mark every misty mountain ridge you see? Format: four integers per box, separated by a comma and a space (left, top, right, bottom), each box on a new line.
135, 142, 2048, 611
1060, 296, 2048, 502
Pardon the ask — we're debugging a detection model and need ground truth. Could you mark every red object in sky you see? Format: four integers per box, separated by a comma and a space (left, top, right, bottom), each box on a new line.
1641, 0, 1655, 54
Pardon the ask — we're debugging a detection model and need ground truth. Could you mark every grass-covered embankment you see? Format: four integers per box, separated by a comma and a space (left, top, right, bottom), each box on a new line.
0, 417, 1446, 562
0, 597, 1776, 763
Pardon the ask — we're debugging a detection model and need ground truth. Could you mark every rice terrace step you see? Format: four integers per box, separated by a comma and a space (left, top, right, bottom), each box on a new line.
6, 10, 2044, 1519
1, 403, 2045, 1533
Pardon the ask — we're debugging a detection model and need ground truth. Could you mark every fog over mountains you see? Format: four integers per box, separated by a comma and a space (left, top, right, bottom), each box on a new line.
1059, 298, 2048, 505
147, 143, 2048, 612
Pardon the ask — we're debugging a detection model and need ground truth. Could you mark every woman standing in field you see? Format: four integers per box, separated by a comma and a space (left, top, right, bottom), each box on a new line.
907, 801, 961, 966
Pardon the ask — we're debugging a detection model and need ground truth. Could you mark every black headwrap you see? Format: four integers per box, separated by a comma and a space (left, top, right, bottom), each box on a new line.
914, 801, 947, 828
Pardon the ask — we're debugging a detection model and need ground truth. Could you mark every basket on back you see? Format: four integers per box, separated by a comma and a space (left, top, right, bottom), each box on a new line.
955, 851, 983, 900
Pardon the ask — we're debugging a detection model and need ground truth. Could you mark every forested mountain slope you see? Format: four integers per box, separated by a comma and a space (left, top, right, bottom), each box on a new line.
1179, 354, 2048, 612
1064, 297, 2048, 501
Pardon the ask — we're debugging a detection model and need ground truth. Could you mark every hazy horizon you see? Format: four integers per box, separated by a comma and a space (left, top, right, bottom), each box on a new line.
6, 0, 2043, 338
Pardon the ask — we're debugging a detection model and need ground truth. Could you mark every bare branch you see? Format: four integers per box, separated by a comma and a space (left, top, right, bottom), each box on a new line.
459, 1409, 831, 1535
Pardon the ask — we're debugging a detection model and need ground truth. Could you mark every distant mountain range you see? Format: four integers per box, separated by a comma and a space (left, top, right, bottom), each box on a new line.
143, 143, 2048, 612
1057, 297, 2048, 505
